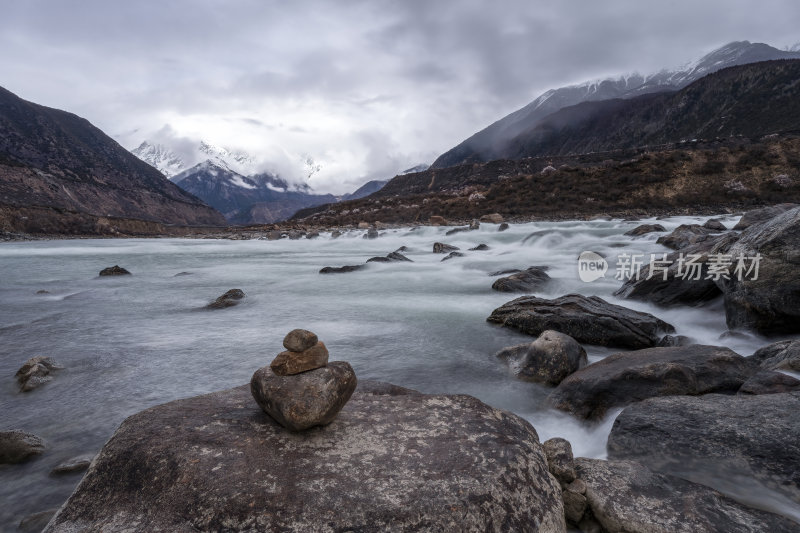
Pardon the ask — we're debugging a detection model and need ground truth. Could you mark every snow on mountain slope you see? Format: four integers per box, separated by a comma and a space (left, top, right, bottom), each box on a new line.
130, 141, 186, 178
432, 40, 800, 169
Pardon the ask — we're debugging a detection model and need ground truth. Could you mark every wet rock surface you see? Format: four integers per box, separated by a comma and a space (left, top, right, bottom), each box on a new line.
496, 330, 587, 385
282, 329, 318, 352
206, 288, 245, 309
749, 339, 800, 372
607, 392, 800, 506
613, 236, 735, 306
441, 251, 464, 261
487, 294, 674, 349
51, 454, 94, 475
15, 356, 61, 392
319, 264, 365, 274
549, 345, 755, 419
0, 430, 45, 465
656, 224, 715, 249
491, 266, 551, 293
270, 342, 329, 376
574, 458, 798, 533
717, 206, 800, 334
732, 203, 798, 230
44, 381, 565, 533
432, 242, 459, 253
624, 223, 666, 236
98, 265, 130, 276
738, 370, 800, 395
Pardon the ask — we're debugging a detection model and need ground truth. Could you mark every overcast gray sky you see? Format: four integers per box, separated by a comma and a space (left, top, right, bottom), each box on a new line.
2, 0, 799, 193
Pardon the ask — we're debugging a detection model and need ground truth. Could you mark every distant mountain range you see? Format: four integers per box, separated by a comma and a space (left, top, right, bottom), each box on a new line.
131, 141, 403, 223
432, 41, 800, 168
0, 86, 225, 229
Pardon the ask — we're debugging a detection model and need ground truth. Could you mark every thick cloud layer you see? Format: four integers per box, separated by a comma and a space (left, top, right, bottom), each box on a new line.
1, 0, 798, 193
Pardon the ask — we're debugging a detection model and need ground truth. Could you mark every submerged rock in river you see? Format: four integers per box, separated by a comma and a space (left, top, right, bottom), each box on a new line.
206, 288, 245, 309
15, 356, 61, 392
492, 266, 551, 293
496, 330, 587, 385
549, 345, 755, 419
487, 294, 674, 349
98, 265, 130, 276
0, 430, 45, 465
44, 381, 566, 532
624, 223, 666, 236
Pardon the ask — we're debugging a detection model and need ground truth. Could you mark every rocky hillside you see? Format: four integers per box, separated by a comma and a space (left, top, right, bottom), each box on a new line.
433, 41, 800, 168
0, 86, 226, 229
494, 60, 800, 160
293, 135, 800, 225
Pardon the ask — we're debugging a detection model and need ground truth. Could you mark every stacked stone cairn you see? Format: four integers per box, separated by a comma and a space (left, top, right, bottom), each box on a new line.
251, 329, 357, 431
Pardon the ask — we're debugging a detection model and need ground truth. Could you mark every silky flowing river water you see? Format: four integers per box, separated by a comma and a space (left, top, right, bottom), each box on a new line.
1, 216, 797, 529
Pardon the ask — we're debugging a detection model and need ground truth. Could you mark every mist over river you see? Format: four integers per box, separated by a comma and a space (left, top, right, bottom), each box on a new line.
2, 216, 799, 529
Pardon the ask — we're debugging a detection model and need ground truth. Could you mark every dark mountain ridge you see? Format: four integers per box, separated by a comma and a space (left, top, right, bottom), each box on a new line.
432, 41, 800, 169
0, 86, 225, 227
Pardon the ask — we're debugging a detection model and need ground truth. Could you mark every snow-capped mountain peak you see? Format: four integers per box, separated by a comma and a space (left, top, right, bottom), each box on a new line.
197, 141, 257, 175
131, 141, 185, 178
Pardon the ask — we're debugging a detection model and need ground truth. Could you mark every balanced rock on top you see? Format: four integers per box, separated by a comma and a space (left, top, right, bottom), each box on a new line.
251, 329, 356, 431
271, 329, 328, 375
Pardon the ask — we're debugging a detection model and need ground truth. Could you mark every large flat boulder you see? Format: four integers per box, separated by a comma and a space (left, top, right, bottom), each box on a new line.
717, 206, 800, 334
607, 392, 800, 506
487, 294, 674, 349
44, 381, 565, 533
548, 345, 755, 419
574, 458, 798, 533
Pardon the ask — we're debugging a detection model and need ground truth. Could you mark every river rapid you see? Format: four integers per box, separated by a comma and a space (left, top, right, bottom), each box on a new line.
1, 215, 797, 528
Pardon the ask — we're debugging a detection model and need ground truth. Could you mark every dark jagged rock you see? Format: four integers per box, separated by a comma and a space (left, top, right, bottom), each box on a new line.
44, 381, 565, 532
492, 266, 551, 293
656, 334, 694, 347
364, 227, 379, 239
270, 342, 329, 377
703, 218, 727, 231
441, 251, 464, 261
173, 271, 192, 276
607, 392, 800, 506
0, 430, 45, 465
716, 207, 800, 334
549, 345, 754, 419
251, 361, 356, 431
542, 438, 576, 486
489, 268, 522, 276
496, 330, 587, 385
433, 242, 459, 253
624, 223, 666, 236
498, 222, 510, 231
469, 243, 489, 251
306, 231, 320, 239
386, 251, 412, 261
445, 226, 470, 236
98, 265, 131, 276
319, 264, 365, 274
738, 371, 800, 395
656, 224, 715, 249
750, 340, 800, 371
206, 288, 245, 309
575, 458, 798, 533
366, 256, 392, 263
732, 203, 798, 230
35, 289, 50, 294
487, 294, 674, 349
51, 454, 94, 475
330, 230, 342, 239
283, 329, 318, 352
